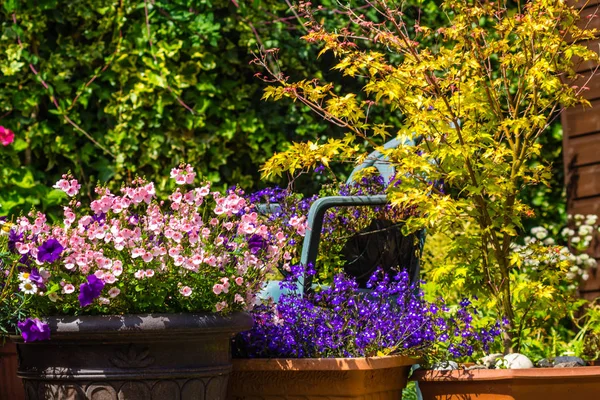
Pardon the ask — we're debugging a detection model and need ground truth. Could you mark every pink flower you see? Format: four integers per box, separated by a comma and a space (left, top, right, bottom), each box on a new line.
0, 126, 14, 146
212, 284, 224, 295
145, 269, 155, 278
131, 248, 144, 258
215, 301, 227, 312
63, 283, 75, 294
234, 294, 245, 303
179, 286, 192, 297
197, 185, 210, 197
235, 277, 244, 286
108, 287, 120, 298
134, 270, 146, 279
142, 252, 154, 263
221, 277, 230, 293
104, 273, 117, 284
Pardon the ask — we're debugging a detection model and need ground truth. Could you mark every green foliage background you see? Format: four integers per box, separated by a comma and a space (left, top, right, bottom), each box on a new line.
0, 0, 338, 218
0, 0, 564, 229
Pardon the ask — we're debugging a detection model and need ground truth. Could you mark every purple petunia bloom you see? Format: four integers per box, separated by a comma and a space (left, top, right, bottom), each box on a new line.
29, 268, 46, 290
37, 239, 64, 263
8, 229, 23, 253
247, 234, 267, 254
78, 275, 105, 307
18, 318, 51, 342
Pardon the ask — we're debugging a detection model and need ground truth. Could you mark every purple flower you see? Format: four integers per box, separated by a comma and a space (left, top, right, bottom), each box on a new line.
8, 229, 23, 253
247, 234, 267, 254
78, 275, 105, 307
37, 239, 64, 263
18, 318, 51, 342
29, 268, 46, 290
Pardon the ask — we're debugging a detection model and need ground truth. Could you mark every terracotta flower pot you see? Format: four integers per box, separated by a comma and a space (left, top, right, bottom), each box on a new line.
14, 312, 252, 400
227, 355, 418, 399
413, 366, 600, 400
0, 340, 25, 400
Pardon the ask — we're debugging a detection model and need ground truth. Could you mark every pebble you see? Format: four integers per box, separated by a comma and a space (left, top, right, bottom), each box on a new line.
479, 353, 504, 369
554, 361, 584, 368
536, 358, 553, 368
431, 361, 459, 371
502, 353, 534, 369
553, 356, 585, 366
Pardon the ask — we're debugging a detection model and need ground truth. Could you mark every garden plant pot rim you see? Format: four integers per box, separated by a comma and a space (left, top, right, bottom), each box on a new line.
11, 311, 252, 342
233, 354, 420, 371
412, 365, 600, 382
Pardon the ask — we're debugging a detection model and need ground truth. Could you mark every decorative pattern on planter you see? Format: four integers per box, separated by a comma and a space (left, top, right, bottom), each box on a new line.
22, 376, 228, 400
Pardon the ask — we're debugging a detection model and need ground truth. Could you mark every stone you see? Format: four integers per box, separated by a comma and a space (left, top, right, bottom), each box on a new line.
555, 361, 584, 368
554, 356, 585, 366
431, 361, 459, 370
503, 353, 534, 369
479, 353, 504, 368
536, 358, 553, 368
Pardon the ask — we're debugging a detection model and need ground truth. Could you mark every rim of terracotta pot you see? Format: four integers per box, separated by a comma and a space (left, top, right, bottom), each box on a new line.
233, 355, 420, 371
412, 366, 600, 381
11, 312, 253, 342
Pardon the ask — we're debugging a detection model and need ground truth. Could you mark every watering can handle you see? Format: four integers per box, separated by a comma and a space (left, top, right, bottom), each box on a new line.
298, 194, 388, 293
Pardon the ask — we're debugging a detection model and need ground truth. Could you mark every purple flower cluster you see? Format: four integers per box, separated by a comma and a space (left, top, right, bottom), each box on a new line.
234, 267, 501, 359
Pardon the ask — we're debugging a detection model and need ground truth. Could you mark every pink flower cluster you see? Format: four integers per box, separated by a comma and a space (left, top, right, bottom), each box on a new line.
8, 165, 292, 314
53, 176, 81, 197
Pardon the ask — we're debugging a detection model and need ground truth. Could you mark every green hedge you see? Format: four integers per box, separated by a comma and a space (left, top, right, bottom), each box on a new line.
0, 0, 565, 228
0, 0, 338, 218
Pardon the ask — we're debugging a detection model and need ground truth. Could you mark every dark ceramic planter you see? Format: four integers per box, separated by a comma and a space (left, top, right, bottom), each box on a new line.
14, 312, 252, 400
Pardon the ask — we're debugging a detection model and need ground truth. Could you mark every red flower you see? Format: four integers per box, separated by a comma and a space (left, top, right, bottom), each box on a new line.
0, 126, 14, 146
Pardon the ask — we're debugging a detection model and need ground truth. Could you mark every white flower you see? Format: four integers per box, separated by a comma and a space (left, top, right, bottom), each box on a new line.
572, 237, 581, 244
566, 272, 576, 280
582, 272, 590, 280
579, 225, 593, 236
19, 280, 38, 294
18, 272, 31, 282
543, 238, 555, 245
570, 265, 580, 273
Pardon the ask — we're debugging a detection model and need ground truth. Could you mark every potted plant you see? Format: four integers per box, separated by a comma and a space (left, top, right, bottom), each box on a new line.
229, 265, 501, 400
0, 164, 290, 400
251, 0, 600, 398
